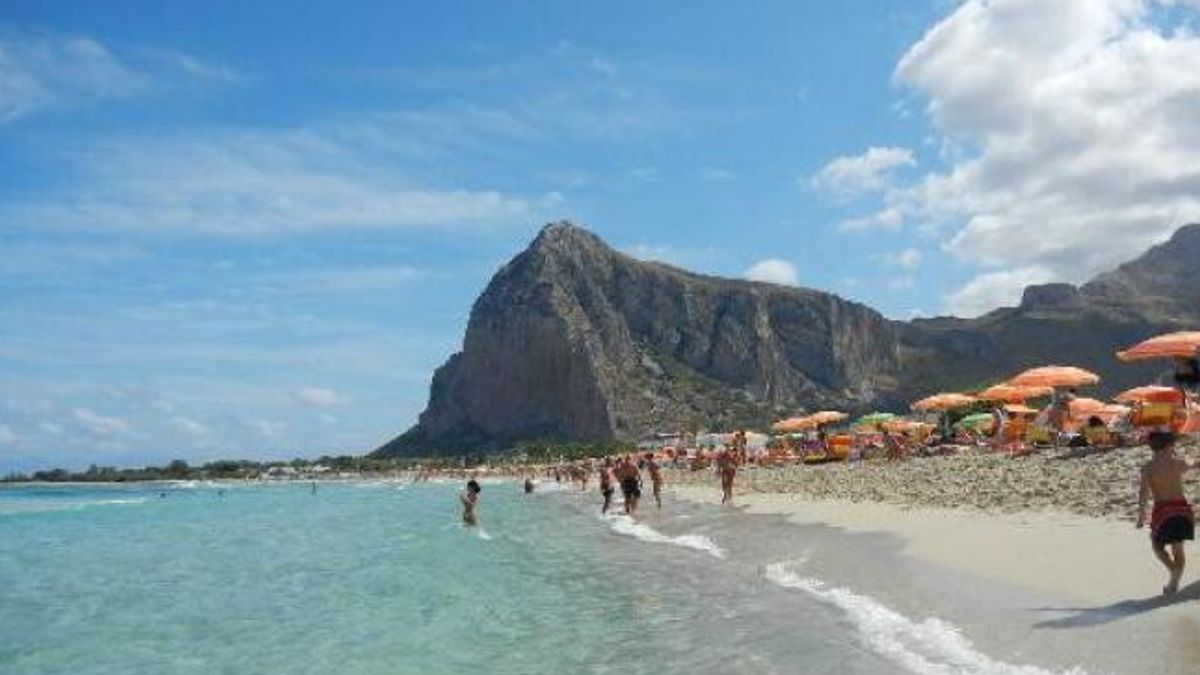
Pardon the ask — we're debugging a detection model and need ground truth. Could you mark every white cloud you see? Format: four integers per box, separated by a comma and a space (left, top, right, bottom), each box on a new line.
296, 387, 353, 407
73, 407, 129, 437
629, 166, 661, 182
699, 167, 735, 181
39, 422, 62, 436
811, 146, 915, 197
171, 416, 208, 436
828, 0, 1200, 314
0, 424, 16, 445
883, 247, 923, 272
3, 129, 546, 237
744, 259, 800, 286
0, 31, 239, 124
253, 420, 285, 439
944, 266, 1056, 317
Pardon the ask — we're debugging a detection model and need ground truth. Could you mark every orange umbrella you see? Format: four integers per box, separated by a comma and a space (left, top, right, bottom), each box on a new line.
1113, 385, 1185, 405
808, 410, 849, 425
1116, 331, 1200, 362
912, 392, 977, 412
1008, 365, 1100, 389
883, 419, 933, 433
772, 417, 816, 433
1067, 397, 1108, 417
975, 383, 1054, 403
1003, 403, 1038, 415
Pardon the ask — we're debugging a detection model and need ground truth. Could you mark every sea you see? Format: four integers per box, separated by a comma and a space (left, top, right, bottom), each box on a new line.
0, 480, 1104, 675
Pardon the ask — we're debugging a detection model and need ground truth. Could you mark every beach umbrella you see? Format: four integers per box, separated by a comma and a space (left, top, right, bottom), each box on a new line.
911, 392, 977, 412
854, 412, 898, 430
771, 417, 817, 433
954, 413, 994, 430
1003, 403, 1039, 415
1116, 331, 1200, 362
1007, 365, 1100, 389
1113, 385, 1185, 405
882, 419, 929, 433
808, 410, 848, 424
1067, 397, 1108, 417
975, 383, 1054, 403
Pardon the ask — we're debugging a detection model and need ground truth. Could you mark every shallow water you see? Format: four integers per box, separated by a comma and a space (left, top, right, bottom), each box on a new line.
0, 481, 1100, 674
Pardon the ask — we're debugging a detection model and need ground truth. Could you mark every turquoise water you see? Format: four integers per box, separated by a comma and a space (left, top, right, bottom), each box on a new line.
0, 481, 1089, 675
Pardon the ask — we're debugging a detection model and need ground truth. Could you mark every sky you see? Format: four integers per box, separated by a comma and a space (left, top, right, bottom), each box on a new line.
2, 0, 1200, 472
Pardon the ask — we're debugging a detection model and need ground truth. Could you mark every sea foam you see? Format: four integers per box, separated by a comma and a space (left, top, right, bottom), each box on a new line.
604, 514, 725, 558
764, 562, 1087, 675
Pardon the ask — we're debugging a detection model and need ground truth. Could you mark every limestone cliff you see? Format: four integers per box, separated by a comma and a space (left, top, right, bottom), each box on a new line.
375, 222, 1200, 456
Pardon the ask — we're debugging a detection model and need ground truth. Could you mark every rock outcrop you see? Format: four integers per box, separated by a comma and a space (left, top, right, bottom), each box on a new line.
375, 222, 1200, 456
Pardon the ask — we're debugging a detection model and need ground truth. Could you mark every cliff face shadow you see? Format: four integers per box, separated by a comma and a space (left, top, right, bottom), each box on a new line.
1032, 580, 1200, 628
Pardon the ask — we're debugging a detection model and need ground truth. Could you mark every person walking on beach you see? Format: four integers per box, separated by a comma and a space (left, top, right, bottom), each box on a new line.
614, 456, 642, 515
645, 452, 664, 509
460, 479, 482, 526
599, 458, 615, 515
717, 447, 737, 505
1136, 431, 1195, 595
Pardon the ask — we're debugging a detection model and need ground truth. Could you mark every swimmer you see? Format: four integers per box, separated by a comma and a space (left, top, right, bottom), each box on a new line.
461, 479, 482, 526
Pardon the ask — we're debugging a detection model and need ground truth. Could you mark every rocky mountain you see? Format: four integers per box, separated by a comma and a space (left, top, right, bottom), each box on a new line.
374, 222, 1200, 456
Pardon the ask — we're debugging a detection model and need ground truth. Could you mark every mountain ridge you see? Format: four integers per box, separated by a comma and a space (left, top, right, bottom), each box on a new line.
375, 221, 1199, 456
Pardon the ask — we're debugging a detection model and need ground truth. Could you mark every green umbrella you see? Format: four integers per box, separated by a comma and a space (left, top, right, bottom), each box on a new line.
854, 412, 898, 429
954, 412, 993, 429
854, 408, 902, 427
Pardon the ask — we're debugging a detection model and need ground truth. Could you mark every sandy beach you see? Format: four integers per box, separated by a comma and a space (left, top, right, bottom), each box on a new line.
661, 445, 1200, 674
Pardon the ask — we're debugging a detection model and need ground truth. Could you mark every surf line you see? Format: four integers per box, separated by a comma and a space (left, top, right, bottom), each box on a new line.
764, 562, 1088, 675
602, 513, 725, 559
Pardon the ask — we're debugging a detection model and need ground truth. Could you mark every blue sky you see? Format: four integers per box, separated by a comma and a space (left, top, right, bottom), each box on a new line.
3, 0, 1199, 471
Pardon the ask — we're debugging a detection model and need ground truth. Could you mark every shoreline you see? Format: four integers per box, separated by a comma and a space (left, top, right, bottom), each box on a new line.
664, 483, 1200, 675
670, 484, 1186, 605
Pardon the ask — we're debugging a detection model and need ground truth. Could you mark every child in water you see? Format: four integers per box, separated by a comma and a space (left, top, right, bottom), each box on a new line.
460, 480, 482, 526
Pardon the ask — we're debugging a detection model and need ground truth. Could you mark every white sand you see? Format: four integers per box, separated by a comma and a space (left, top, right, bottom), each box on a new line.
672, 484, 1186, 605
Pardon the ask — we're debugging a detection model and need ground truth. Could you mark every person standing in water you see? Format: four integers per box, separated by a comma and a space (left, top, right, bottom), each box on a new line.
460, 479, 482, 526
1136, 431, 1195, 595
599, 458, 615, 515
717, 446, 737, 505
645, 452, 664, 509
613, 456, 642, 515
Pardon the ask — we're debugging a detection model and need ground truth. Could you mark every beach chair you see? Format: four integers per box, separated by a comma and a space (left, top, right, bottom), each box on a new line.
1082, 425, 1112, 449
1132, 402, 1176, 428
827, 435, 853, 461
998, 418, 1031, 456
